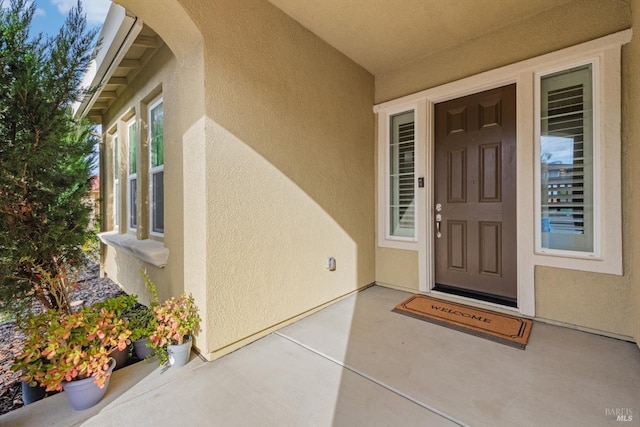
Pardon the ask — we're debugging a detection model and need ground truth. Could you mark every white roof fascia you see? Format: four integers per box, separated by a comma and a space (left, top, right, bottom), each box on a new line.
73, 4, 143, 118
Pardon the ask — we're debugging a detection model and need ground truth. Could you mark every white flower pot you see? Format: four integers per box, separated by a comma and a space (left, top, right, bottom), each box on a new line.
167, 336, 192, 367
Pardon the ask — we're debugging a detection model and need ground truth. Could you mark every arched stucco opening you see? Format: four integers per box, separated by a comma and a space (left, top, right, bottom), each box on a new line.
110, 0, 210, 357
114, 0, 202, 62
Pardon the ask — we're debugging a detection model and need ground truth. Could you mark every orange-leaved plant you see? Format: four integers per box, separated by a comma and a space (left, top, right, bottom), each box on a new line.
148, 293, 201, 365
12, 307, 131, 391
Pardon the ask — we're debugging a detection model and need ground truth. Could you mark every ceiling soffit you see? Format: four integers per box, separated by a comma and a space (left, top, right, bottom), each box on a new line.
87, 25, 161, 121
267, 0, 576, 75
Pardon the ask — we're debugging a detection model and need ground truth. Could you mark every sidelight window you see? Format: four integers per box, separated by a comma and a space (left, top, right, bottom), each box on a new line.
389, 110, 416, 239
537, 63, 596, 255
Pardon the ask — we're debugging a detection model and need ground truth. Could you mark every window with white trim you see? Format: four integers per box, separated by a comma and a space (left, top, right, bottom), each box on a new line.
388, 109, 416, 239
127, 119, 137, 231
149, 98, 164, 235
536, 62, 598, 256
113, 134, 119, 229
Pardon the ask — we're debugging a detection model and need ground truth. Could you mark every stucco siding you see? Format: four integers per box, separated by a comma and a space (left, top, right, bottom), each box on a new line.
191, 0, 375, 357
375, 247, 419, 291
628, 0, 640, 346
535, 266, 633, 337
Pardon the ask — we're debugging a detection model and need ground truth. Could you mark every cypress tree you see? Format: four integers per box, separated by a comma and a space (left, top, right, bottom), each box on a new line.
0, 0, 98, 314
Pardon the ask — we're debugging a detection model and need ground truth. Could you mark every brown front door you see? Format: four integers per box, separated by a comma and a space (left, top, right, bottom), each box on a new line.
434, 84, 517, 305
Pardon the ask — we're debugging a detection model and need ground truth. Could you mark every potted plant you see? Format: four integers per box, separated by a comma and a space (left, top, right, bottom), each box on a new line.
13, 311, 52, 405
11, 260, 82, 405
148, 293, 201, 367
12, 306, 131, 410
125, 305, 156, 360
122, 270, 161, 360
92, 294, 138, 368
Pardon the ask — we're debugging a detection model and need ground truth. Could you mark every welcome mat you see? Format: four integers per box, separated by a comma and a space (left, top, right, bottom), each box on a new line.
393, 295, 533, 349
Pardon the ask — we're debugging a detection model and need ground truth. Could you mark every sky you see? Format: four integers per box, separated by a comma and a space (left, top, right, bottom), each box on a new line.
1, 1, 112, 174
2, 0, 111, 38
541, 136, 575, 165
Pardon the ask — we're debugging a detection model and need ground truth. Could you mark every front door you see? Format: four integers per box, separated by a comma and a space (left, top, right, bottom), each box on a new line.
434, 84, 517, 306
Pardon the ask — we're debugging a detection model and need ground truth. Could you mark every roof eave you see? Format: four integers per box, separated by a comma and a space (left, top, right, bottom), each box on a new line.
73, 4, 143, 120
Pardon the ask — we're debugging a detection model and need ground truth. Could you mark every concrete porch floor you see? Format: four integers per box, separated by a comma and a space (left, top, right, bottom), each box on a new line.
2, 286, 639, 426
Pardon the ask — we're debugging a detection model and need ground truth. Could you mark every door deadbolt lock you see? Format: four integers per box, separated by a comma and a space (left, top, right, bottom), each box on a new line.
435, 204, 442, 238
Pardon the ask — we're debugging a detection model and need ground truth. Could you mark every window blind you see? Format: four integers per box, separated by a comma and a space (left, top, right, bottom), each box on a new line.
390, 111, 415, 238
543, 83, 586, 233
540, 64, 593, 252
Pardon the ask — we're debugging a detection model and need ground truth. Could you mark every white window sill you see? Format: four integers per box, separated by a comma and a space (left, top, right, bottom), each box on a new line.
378, 237, 418, 251
98, 231, 169, 268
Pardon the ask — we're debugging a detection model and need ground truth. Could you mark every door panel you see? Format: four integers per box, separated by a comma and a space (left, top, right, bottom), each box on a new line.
479, 143, 501, 202
447, 220, 467, 271
447, 148, 467, 203
479, 221, 502, 276
434, 84, 517, 303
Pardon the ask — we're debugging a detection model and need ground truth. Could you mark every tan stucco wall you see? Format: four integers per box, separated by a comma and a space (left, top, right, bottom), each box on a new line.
375, 248, 419, 291
116, 0, 375, 360
375, 0, 635, 338
193, 0, 375, 358
629, 0, 640, 346
535, 267, 633, 336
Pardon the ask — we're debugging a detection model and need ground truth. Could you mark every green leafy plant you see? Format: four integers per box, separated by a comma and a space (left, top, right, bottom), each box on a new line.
93, 294, 138, 317
148, 294, 201, 365
125, 305, 157, 342
124, 270, 160, 343
12, 307, 132, 391
141, 269, 160, 307
121, 270, 160, 342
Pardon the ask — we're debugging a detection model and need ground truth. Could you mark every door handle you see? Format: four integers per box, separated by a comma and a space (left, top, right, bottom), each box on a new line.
436, 213, 442, 238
